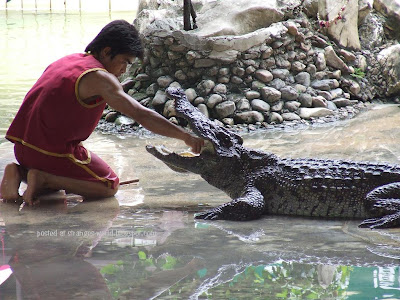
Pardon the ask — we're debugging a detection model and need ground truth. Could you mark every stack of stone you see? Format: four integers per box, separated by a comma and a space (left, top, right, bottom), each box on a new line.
103, 19, 369, 128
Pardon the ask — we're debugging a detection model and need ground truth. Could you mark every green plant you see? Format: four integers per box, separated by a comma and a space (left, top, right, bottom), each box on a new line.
350, 67, 365, 79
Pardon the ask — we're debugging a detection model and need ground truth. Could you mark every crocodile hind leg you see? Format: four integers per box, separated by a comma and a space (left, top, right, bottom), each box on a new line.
359, 182, 400, 229
195, 187, 264, 221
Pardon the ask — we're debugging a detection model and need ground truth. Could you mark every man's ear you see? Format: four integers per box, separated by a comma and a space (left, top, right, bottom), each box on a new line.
100, 47, 112, 58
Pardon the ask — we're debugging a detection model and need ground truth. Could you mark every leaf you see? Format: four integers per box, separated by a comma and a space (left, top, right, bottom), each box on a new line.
138, 251, 147, 260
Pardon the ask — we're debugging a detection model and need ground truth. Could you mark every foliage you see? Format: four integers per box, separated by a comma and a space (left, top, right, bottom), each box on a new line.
350, 67, 366, 79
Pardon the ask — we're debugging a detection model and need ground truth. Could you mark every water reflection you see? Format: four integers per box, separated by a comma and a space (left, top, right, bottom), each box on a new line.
1, 106, 400, 298
0, 197, 120, 299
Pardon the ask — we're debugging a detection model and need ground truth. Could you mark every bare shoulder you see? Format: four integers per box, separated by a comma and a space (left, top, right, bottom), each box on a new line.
78, 69, 121, 100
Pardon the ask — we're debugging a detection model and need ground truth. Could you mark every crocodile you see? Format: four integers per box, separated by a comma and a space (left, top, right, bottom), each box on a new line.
146, 87, 400, 229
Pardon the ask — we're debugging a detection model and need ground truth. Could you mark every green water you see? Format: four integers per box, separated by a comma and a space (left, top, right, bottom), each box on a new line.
0, 10, 399, 300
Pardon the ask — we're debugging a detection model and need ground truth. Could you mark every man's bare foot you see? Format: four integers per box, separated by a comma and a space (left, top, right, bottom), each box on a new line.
23, 169, 47, 205
0, 163, 22, 202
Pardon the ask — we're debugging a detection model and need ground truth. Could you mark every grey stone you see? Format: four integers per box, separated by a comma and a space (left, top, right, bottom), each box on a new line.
185, 88, 197, 103
215, 101, 236, 118
197, 103, 209, 118
298, 107, 334, 119
254, 69, 273, 83
281, 86, 298, 100
271, 69, 290, 80
234, 111, 264, 124
213, 84, 228, 94
282, 112, 301, 121
206, 94, 223, 108
268, 112, 283, 124
157, 75, 174, 88
152, 90, 168, 106
245, 90, 261, 100
298, 93, 313, 107
295, 72, 311, 86
197, 80, 216, 96
251, 99, 270, 112
237, 98, 251, 111
260, 87, 282, 103
271, 100, 284, 112
284, 101, 301, 112
163, 99, 176, 118
312, 96, 327, 108
269, 78, 286, 90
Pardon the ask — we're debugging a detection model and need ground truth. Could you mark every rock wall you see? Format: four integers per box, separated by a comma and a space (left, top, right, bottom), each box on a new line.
99, 0, 399, 130
116, 18, 370, 127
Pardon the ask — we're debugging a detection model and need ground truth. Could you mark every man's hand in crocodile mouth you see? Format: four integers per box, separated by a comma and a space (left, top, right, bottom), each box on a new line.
145, 140, 216, 173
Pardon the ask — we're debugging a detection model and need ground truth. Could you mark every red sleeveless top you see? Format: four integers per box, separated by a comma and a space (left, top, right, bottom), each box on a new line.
6, 53, 107, 164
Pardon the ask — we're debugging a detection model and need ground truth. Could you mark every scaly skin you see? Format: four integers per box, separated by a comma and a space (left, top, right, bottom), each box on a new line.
146, 87, 400, 229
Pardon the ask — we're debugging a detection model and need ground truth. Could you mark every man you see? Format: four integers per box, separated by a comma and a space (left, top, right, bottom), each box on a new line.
0, 20, 204, 205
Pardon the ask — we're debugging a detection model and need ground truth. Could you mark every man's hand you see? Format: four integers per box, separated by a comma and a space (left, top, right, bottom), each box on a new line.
184, 134, 204, 154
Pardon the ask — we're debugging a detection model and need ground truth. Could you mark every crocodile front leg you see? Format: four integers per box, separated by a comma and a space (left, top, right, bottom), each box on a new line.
195, 187, 264, 221
359, 182, 400, 229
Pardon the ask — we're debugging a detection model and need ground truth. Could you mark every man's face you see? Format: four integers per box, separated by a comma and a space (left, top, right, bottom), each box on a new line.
100, 47, 135, 77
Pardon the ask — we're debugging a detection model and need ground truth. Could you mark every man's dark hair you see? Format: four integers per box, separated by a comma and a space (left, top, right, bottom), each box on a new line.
85, 20, 144, 59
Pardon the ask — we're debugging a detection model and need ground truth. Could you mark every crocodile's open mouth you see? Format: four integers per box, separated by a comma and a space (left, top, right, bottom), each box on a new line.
146, 87, 243, 172
145, 140, 215, 173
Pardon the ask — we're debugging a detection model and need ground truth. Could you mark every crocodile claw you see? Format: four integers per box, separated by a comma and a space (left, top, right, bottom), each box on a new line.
359, 212, 400, 229
194, 208, 223, 220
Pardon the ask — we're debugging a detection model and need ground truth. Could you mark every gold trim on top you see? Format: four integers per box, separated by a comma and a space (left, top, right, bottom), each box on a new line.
75, 68, 108, 108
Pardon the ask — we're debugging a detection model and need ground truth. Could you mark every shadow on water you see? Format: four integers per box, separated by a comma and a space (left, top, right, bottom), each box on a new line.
0, 105, 400, 299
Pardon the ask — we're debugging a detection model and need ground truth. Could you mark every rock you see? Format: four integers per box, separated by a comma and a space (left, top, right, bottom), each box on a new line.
339, 49, 356, 62
105, 111, 119, 123
115, 115, 136, 126
284, 101, 301, 112
281, 112, 301, 121
324, 46, 350, 73
374, 0, 400, 39
378, 45, 400, 96
359, 13, 385, 50
311, 79, 339, 91
269, 78, 286, 90
245, 90, 261, 100
222, 118, 235, 126
260, 87, 282, 103
315, 52, 326, 71
146, 83, 158, 96
194, 97, 205, 106
280, 86, 298, 100
332, 98, 357, 108
152, 90, 168, 106
312, 96, 327, 108
197, 79, 216, 96
234, 111, 264, 124
157, 75, 174, 88
163, 99, 176, 118
215, 101, 236, 118
268, 112, 283, 124
197, 103, 209, 118
185, 88, 197, 103
237, 98, 251, 111
295, 72, 311, 86
291, 61, 306, 72
213, 83, 228, 94
298, 107, 334, 119
271, 68, 290, 80
330, 88, 343, 99
318, 0, 361, 49
271, 100, 284, 112
251, 99, 270, 112
254, 69, 273, 83
206, 94, 223, 108
298, 93, 313, 107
